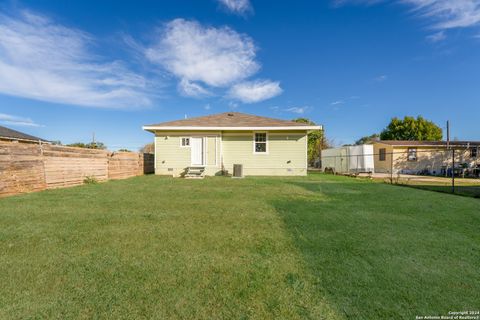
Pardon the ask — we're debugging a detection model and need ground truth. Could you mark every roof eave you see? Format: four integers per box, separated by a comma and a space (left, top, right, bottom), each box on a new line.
143, 125, 322, 132
0, 136, 51, 144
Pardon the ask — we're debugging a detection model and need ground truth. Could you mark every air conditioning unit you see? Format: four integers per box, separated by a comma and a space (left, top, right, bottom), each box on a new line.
233, 164, 243, 178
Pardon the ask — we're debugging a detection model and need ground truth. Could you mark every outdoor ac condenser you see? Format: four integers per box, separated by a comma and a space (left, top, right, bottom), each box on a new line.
233, 164, 243, 178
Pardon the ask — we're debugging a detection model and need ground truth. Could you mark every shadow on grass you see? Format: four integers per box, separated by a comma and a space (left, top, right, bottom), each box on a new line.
394, 183, 480, 198
271, 180, 480, 319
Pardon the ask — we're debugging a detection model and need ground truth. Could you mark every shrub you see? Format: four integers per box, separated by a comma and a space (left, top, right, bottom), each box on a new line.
83, 176, 98, 184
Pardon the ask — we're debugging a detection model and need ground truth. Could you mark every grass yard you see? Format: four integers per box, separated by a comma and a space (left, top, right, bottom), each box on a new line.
1, 173, 479, 319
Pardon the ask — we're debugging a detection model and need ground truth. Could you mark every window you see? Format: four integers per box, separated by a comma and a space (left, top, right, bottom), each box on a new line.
471, 147, 478, 158
407, 148, 417, 161
254, 132, 267, 153
379, 148, 386, 161
180, 137, 190, 147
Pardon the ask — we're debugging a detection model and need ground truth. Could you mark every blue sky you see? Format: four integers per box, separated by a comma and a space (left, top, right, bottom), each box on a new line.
1, 0, 479, 149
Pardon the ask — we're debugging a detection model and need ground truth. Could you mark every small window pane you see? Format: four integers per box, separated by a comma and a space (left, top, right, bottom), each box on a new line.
255, 133, 266, 142
379, 148, 386, 161
471, 147, 478, 158
182, 138, 190, 146
255, 143, 267, 152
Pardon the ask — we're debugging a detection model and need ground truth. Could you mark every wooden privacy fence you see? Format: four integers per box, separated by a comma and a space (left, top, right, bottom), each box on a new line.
0, 142, 154, 197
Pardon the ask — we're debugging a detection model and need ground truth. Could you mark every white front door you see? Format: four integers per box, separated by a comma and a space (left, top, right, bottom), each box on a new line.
191, 137, 204, 166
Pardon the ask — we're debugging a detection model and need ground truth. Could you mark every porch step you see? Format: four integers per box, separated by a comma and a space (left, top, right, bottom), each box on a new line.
184, 166, 206, 179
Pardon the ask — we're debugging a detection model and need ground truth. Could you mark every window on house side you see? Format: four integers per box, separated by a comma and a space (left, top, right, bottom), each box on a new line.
407, 148, 417, 161
379, 148, 386, 161
254, 133, 267, 153
181, 137, 190, 147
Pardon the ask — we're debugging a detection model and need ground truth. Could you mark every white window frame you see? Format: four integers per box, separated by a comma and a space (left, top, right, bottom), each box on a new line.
253, 132, 268, 155
180, 137, 191, 148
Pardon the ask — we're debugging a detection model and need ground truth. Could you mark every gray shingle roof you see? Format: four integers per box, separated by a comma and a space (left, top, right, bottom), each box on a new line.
144, 112, 320, 129
0, 125, 49, 142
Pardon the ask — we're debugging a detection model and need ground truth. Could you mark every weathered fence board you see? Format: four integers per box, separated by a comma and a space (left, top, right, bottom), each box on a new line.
0, 143, 46, 196
0, 142, 154, 197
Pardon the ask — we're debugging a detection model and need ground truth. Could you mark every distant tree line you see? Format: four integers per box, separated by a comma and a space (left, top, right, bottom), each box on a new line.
50, 141, 107, 150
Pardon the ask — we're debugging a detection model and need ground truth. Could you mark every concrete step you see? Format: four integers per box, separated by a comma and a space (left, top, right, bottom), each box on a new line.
184, 166, 206, 179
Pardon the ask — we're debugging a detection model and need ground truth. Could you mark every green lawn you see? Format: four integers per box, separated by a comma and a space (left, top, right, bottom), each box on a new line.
1, 174, 479, 319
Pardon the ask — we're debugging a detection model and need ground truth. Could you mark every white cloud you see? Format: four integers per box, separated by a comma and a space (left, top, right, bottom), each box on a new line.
269, 106, 280, 112
0, 10, 151, 108
143, 19, 282, 103
403, 0, 480, 30
204, 103, 211, 110
228, 80, 282, 103
0, 113, 43, 127
217, 0, 252, 14
426, 30, 447, 42
331, 100, 345, 105
333, 0, 383, 7
228, 101, 239, 109
285, 106, 311, 114
374, 74, 388, 82
335, 0, 480, 30
145, 19, 259, 91
178, 79, 211, 97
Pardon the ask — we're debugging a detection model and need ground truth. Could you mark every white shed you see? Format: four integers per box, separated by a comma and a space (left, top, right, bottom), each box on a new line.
321, 145, 374, 174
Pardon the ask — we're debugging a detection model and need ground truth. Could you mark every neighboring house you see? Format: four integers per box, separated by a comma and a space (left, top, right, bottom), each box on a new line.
143, 112, 321, 177
0, 125, 50, 144
373, 140, 480, 175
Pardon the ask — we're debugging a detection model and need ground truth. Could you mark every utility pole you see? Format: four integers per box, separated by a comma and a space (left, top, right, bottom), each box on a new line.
452, 148, 455, 194
447, 121, 455, 194
446, 120, 450, 149
445, 121, 450, 178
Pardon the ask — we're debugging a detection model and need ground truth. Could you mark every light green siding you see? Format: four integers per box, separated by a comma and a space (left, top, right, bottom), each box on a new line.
222, 131, 307, 176
154, 132, 221, 177
154, 130, 308, 176
206, 136, 216, 166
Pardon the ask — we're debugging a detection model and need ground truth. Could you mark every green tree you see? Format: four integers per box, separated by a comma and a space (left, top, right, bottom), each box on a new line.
380, 116, 442, 141
355, 133, 380, 145
67, 142, 107, 150
292, 118, 330, 165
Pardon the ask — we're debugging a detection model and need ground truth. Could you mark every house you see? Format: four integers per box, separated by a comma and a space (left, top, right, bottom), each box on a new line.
321, 145, 375, 174
143, 112, 322, 177
0, 125, 50, 144
373, 140, 480, 175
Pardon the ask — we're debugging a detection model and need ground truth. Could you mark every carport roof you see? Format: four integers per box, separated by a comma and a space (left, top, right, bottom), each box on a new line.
378, 140, 480, 147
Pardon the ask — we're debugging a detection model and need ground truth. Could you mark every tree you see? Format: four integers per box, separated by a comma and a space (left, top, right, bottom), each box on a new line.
140, 143, 154, 154
67, 142, 107, 150
117, 148, 131, 152
380, 116, 442, 141
355, 133, 380, 145
292, 118, 331, 165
